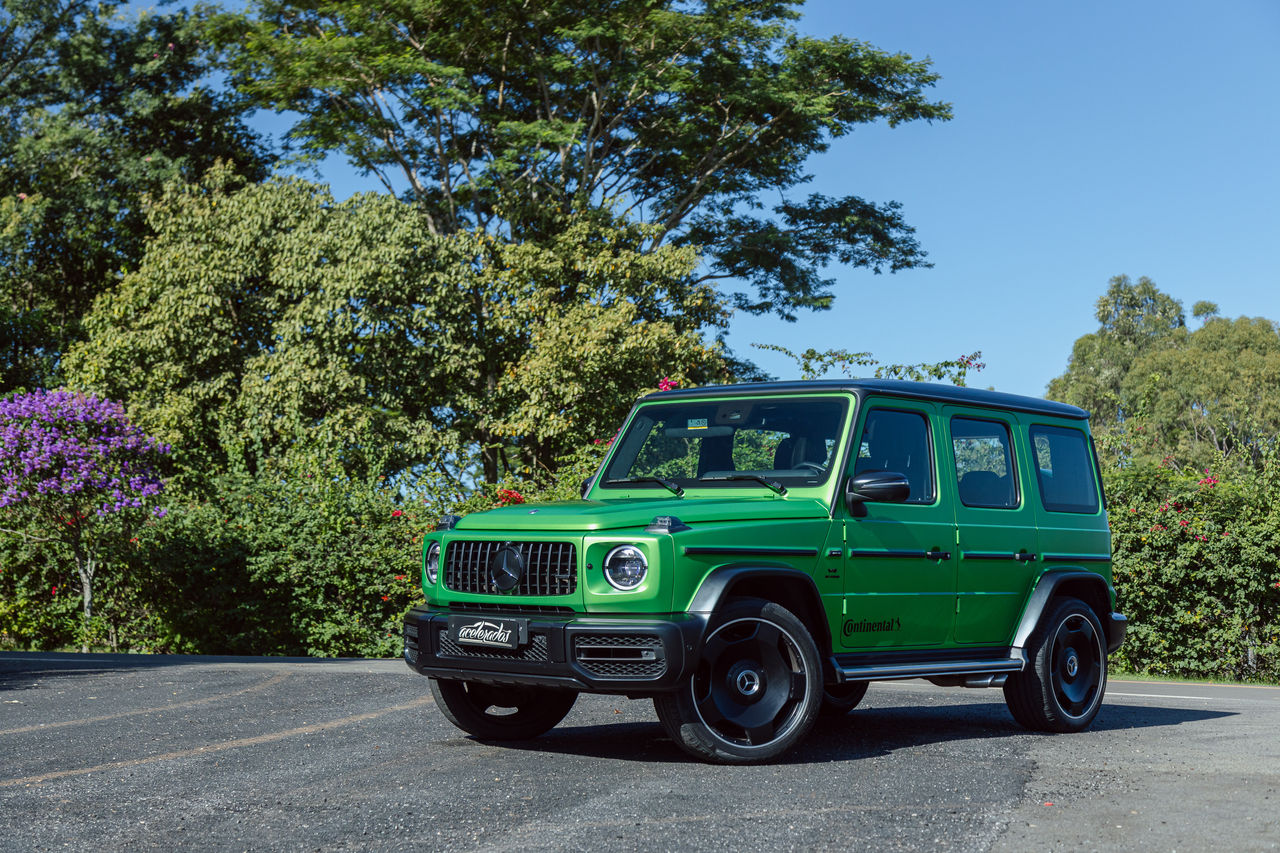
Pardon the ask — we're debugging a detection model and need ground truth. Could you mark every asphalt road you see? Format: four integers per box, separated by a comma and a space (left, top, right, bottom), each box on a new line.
1, 653, 1277, 852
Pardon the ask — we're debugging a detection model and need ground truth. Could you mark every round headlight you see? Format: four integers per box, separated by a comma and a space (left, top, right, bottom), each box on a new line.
603, 545, 648, 591
425, 541, 440, 585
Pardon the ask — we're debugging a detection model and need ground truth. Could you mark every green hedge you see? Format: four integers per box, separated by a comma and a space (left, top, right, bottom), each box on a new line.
1, 469, 428, 657
1106, 457, 1280, 681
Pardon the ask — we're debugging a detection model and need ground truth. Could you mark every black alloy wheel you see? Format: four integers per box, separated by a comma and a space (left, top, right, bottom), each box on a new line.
429, 679, 578, 740
820, 680, 869, 717
1004, 596, 1107, 733
655, 597, 822, 763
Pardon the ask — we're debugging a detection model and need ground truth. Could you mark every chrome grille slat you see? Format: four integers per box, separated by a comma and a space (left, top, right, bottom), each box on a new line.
443, 540, 578, 596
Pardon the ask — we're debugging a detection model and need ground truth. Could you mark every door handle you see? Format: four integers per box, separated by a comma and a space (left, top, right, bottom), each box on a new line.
926, 550, 952, 561
1013, 552, 1037, 562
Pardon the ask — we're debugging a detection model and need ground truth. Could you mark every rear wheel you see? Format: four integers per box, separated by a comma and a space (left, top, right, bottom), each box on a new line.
430, 679, 578, 740
654, 598, 823, 763
1004, 596, 1107, 733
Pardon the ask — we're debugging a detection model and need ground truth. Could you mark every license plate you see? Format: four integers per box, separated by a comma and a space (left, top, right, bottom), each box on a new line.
447, 615, 528, 650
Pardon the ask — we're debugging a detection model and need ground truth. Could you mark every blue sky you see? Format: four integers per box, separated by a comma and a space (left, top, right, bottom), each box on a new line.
277, 0, 1280, 398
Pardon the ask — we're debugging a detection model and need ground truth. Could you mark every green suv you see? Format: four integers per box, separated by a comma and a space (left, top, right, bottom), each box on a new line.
404, 379, 1126, 763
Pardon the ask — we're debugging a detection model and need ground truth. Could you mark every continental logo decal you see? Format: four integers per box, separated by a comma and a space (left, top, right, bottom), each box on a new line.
842, 617, 901, 636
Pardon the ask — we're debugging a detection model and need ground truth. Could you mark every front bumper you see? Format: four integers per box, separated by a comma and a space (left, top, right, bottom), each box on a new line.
402, 606, 703, 694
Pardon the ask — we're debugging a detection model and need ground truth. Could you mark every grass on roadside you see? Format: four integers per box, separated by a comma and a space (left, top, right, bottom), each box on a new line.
1110, 668, 1279, 687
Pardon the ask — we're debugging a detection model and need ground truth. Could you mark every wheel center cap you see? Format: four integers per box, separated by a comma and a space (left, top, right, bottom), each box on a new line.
727, 660, 766, 700
1066, 653, 1079, 678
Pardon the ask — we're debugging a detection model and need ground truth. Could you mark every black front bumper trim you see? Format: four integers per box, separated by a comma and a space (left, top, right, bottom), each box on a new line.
403, 605, 703, 694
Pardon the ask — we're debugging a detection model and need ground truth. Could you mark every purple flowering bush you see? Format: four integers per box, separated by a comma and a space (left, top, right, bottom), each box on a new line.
0, 389, 169, 650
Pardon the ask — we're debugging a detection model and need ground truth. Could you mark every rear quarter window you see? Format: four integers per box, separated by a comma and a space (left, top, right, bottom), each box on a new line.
1030, 425, 1100, 514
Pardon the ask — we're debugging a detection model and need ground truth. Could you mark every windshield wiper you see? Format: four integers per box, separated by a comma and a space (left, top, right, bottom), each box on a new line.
604, 476, 685, 497
697, 473, 787, 496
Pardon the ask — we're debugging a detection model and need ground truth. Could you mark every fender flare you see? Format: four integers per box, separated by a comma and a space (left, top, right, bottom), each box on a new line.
1012, 569, 1125, 654
687, 564, 834, 659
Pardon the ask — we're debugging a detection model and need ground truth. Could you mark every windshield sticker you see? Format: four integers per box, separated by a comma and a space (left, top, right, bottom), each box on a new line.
687, 418, 708, 430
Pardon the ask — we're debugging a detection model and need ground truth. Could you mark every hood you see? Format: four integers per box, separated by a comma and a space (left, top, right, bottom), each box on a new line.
454, 496, 831, 533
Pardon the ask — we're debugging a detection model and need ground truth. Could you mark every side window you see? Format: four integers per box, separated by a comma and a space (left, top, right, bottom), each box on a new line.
1030, 425, 1100, 514
853, 408, 935, 503
951, 417, 1018, 509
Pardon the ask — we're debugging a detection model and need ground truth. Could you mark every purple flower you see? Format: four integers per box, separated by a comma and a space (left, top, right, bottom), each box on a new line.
0, 389, 169, 518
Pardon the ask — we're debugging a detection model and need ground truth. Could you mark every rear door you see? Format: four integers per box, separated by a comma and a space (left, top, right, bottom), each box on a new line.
841, 400, 957, 649
944, 408, 1041, 645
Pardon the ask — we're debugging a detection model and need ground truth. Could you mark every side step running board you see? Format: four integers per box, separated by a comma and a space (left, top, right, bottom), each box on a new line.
839, 656, 1024, 683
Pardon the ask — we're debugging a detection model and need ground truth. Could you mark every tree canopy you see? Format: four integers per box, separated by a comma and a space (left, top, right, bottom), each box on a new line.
217, 0, 950, 319
0, 0, 269, 392
1049, 275, 1280, 469
65, 168, 727, 486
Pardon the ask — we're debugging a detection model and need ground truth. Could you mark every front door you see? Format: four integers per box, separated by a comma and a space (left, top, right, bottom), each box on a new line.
842, 401, 957, 649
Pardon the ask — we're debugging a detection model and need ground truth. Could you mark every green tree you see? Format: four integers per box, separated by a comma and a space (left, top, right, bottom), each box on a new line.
1047, 275, 1185, 425
1051, 276, 1280, 470
0, 0, 269, 392
1120, 316, 1280, 467
215, 0, 950, 320
754, 343, 984, 385
65, 168, 727, 487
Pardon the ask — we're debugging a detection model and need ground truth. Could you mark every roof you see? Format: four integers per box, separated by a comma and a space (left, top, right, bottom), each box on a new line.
642, 378, 1089, 420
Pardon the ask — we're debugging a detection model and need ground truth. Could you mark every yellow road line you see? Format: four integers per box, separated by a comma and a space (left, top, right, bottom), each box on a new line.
0, 694, 433, 788
0, 672, 293, 736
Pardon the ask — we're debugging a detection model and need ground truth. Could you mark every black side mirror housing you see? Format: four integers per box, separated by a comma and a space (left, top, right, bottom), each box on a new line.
580, 477, 594, 499
844, 471, 911, 516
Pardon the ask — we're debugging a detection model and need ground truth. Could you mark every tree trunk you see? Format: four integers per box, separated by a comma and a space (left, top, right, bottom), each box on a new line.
70, 535, 96, 654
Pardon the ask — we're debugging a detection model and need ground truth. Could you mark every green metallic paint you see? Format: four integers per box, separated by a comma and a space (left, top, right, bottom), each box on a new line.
414, 384, 1115, 664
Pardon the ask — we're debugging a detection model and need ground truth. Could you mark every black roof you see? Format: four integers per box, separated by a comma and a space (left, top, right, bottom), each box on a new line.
643, 378, 1089, 420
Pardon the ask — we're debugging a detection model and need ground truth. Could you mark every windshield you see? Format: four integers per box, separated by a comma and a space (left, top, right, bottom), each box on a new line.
601, 395, 850, 491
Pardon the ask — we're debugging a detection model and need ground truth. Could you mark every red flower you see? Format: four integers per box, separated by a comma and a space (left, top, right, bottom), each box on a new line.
394, 574, 406, 581
380, 595, 390, 601
658, 376, 679, 392
1178, 519, 1190, 527
51, 585, 57, 596
391, 509, 403, 517
496, 488, 525, 505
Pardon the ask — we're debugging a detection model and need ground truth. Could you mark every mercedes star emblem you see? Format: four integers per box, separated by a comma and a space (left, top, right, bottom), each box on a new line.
488, 543, 525, 592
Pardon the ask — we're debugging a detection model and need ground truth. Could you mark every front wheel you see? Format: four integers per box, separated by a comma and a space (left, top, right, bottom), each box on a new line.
429, 679, 578, 740
1004, 596, 1107, 733
654, 598, 823, 764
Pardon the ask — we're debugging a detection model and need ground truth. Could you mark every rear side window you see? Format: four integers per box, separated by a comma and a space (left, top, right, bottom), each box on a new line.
1030, 425, 1100, 514
854, 408, 935, 503
951, 417, 1018, 509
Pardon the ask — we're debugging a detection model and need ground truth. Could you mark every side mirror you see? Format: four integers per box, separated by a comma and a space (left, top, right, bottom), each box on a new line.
580, 477, 594, 499
844, 471, 911, 516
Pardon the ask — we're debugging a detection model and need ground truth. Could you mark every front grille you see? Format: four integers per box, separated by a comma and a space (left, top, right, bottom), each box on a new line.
444, 540, 577, 596
573, 634, 667, 679
437, 627, 551, 662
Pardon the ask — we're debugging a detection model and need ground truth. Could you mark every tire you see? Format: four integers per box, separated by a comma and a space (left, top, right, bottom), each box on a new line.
429, 679, 578, 740
1003, 596, 1108, 733
820, 680, 869, 717
654, 598, 823, 764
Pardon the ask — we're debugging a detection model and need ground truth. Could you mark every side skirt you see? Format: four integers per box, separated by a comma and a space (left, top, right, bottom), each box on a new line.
834, 646, 1027, 685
